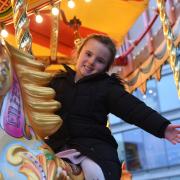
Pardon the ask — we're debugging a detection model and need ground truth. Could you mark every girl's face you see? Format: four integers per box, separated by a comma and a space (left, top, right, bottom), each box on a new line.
75, 39, 111, 81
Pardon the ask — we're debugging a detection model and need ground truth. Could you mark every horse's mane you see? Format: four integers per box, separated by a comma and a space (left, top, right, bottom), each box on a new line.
0, 39, 62, 138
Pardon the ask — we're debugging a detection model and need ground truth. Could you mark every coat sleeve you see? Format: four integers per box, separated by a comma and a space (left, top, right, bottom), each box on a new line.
107, 82, 170, 138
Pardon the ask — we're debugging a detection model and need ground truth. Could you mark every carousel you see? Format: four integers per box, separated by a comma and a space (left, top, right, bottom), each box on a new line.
0, 0, 180, 179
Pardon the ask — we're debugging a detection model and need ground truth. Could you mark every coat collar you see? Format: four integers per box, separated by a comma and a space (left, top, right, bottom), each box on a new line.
63, 64, 109, 84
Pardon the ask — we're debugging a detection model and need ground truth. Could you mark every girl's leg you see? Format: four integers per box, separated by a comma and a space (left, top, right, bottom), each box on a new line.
80, 157, 105, 180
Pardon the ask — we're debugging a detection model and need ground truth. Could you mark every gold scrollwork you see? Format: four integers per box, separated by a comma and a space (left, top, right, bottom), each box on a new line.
6, 144, 71, 180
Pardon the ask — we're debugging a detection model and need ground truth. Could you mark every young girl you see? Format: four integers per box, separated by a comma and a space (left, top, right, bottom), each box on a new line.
46, 34, 180, 180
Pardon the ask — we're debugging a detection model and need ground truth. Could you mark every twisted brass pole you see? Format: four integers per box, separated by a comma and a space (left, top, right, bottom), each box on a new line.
156, 0, 180, 96
11, 0, 33, 54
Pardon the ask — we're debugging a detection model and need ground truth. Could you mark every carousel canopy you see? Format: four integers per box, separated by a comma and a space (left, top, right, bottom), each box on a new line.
0, 0, 148, 57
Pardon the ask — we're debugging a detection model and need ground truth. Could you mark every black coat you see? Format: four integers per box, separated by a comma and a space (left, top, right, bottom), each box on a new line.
46, 65, 170, 180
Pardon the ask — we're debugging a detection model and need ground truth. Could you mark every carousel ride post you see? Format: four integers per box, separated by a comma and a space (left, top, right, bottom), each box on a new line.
156, 0, 180, 97
11, 0, 33, 54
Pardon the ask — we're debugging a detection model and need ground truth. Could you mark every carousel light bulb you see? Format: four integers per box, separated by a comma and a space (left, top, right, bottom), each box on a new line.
35, 14, 43, 23
84, 0, 91, 2
51, 6, 59, 16
0, 29, 8, 38
68, 0, 75, 9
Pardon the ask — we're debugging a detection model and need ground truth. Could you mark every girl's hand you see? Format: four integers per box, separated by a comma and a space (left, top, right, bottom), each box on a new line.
164, 124, 180, 144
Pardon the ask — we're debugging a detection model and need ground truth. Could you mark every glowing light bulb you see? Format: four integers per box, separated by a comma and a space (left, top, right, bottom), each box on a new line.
85, 0, 91, 2
68, 0, 75, 9
35, 14, 43, 23
1, 29, 8, 38
51, 6, 59, 16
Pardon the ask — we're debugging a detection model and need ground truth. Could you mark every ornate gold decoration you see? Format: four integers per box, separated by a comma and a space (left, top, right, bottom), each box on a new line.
157, 0, 180, 96
6, 144, 71, 180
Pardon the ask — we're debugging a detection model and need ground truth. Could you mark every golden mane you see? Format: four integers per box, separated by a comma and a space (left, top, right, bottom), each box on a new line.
3, 40, 62, 138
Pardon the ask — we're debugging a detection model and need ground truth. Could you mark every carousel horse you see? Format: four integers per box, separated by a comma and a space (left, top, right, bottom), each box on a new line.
0, 38, 131, 180
0, 38, 84, 180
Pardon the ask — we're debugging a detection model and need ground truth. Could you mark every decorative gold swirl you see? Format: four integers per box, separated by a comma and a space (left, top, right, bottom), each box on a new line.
6, 145, 46, 179
156, 0, 180, 96
6, 145, 28, 165
7, 144, 72, 180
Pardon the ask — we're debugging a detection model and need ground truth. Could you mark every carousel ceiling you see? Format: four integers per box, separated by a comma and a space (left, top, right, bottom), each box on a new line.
0, 0, 148, 57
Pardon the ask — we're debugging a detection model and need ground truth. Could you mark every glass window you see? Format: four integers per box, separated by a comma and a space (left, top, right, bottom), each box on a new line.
143, 131, 168, 169
121, 129, 147, 171
134, 79, 160, 112
113, 133, 126, 162
157, 73, 180, 112
109, 113, 123, 125
170, 176, 180, 180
